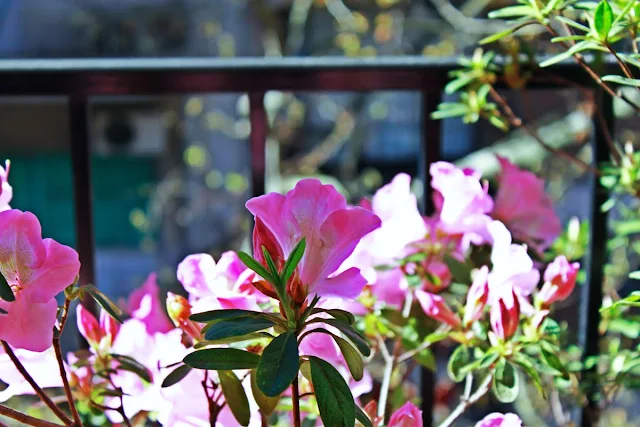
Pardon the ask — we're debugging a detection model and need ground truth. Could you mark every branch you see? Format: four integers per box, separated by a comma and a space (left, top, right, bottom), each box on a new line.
0, 404, 65, 427
53, 324, 82, 426
0, 341, 72, 425
438, 374, 493, 427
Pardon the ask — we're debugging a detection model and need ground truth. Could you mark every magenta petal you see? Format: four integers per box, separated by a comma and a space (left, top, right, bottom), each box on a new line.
0, 297, 57, 352
245, 191, 293, 253
0, 210, 46, 271
176, 254, 217, 298
312, 267, 368, 300
28, 239, 80, 303
303, 207, 381, 289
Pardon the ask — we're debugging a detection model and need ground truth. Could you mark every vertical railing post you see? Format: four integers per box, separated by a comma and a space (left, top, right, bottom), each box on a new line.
577, 90, 613, 427
420, 89, 442, 427
69, 93, 97, 319
249, 92, 267, 199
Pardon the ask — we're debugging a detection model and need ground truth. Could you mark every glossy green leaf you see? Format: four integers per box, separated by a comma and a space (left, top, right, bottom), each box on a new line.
237, 251, 276, 284
0, 274, 15, 302
190, 309, 267, 323
312, 318, 371, 357
431, 104, 469, 119
477, 351, 500, 370
514, 353, 545, 398
193, 332, 272, 348
256, 331, 299, 397
448, 346, 470, 383
219, 370, 251, 426
281, 238, 306, 284
594, 0, 613, 40
555, 16, 590, 32
112, 354, 153, 383
204, 316, 275, 341
84, 285, 123, 323
261, 246, 280, 279
251, 370, 280, 416
312, 330, 364, 381
479, 20, 536, 45
445, 74, 475, 94
310, 308, 356, 325
488, 5, 535, 18
183, 348, 260, 370
415, 348, 437, 371
540, 41, 598, 67
541, 348, 569, 378
493, 358, 519, 403
355, 405, 373, 427
309, 356, 356, 427
602, 75, 640, 87
161, 364, 192, 388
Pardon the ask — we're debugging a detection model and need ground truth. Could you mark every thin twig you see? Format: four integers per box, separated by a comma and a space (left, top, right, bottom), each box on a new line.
292, 376, 302, 427
0, 404, 65, 427
0, 341, 72, 425
488, 86, 602, 175
438, 374, 493, 427
58, 298, 72, 336
606, 44, 635, 80
53, 328, 82, 426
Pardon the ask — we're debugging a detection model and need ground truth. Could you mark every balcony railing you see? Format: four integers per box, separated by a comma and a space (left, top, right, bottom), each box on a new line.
0, 56, 613, 427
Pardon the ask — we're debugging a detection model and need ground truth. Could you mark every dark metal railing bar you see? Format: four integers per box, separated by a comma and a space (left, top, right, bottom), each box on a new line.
249, 92, 267, 200
577, 90, 613, 427
420, 90, 444, 427
68, 94, 97, 325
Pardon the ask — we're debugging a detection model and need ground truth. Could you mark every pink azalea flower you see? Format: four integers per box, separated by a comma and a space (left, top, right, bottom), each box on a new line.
487, 221, 540, 313
415, 290, 461, 329
490, 288, 520, 341
538, 255, 580, 306
0, 160, 12, 212
492, 156, 561, 252
430, 162, 494, 248
0, 210, 80, 351
176, 252, 263, 314
388, 401, 423, 427
475, 412, 523, 427
77, 304, 121, 351
127, 273, 173, 334
246, 179, 381, 304
0, 345, 62, 402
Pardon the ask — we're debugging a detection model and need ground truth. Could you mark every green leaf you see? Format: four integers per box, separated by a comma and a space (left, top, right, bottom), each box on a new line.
161, 364, 192, 388
479, 20, 537, 44
602, 75, 640, 87
84, 285, 123, 323
262, 246, 280, 279
447, 346, 470, 383
555, 16, 590, 32
445, 74, 476, 95
630, 271, 640, 280
0, 306, 6, 315
309, 356, 356, 427
514, 353, 545, 398
251, 370, 280, 416
310, 308, 356, 325
256, 331, 299, 397
594, 0, 613, 40
204, 316, 276, 341
191, 309, 268, 323
355, 406, 373, 427
444, 254, 472, 283
281, 238, 306, 284
219, 370, 251, 426
431, 104, 470, 120
311, 329, 364, 381
493, 358, 519, 403
112, 354, 153, 383
488, 5, 535, 18
0, 274, 15, 302
183, 348, 260, 370
415, 348, 437, 371
237, 251, 276, 284
608, 318, 640, 338
541, 348, 569, 378
477, 351, 500, 370
194, 332, 272, 348
311, 318, 371, 357
540, 41, 597, 67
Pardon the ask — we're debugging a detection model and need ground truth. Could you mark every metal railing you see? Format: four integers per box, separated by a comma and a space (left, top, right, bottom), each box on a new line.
0, 56, 612, 427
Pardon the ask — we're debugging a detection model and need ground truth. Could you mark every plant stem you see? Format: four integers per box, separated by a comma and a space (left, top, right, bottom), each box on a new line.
292, 376, 302, 427
0, 404, 65, 427
488, 85, 606, 173
0, 341, 72, 425
53, 315, 83, 426
437, 373, 493, 427
376, 335, 395, 423
606, 44, 635, 80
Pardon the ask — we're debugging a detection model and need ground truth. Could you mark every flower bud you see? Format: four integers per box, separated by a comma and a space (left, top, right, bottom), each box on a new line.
388, 402, 423, 427
99, 310, 120, 347
490, 289, 520, 341
76, 304, 101, 347
538, 256, 579, 306
416, 290, 461, 329
167, 293, 202, 340
463, 266, 489, 327
422, 260, 452, 293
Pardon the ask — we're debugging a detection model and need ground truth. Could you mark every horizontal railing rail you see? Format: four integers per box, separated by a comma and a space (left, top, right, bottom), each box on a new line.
0, 56, 610, 427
